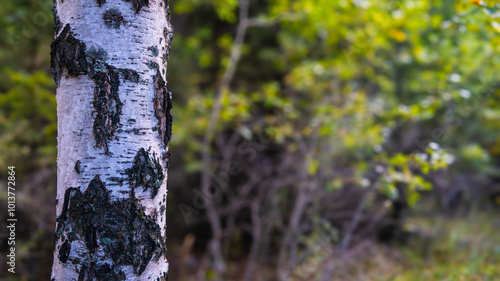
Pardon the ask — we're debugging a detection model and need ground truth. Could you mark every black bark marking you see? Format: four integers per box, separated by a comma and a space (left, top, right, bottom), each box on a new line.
50, 25, 88, 86
146, 60, 159, 69
123, 128, 143, 135
162, 28, 173, 65
162, 149, 171, 169
108, 176, 125, 185
126, 148, 164, 198
58, 239, 71, 263
53, 2, 62, 35
156, 272, 168, 281
90, 64, 122, 154
86, 46, 122, 154
103, 8, 126, 29
149, 45, 159, 57
51, 25, 141, 153
55, 176, 166, 276
165, 0, 171, 20
119, 68, 140, 83
86, 46, 108, 73
74, 160, 81, 174
153, 70, 173, 147
78, 263, 126, 281
96, 0, 106, 7
131, 0, 149, 14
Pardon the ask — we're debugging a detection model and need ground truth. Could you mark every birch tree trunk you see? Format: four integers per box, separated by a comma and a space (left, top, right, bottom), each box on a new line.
50, 0, 173, 279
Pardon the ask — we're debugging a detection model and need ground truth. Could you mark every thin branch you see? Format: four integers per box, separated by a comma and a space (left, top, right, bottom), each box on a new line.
201, 0, 250, 190
200, 0, 251, 278
340, 185, 375, 253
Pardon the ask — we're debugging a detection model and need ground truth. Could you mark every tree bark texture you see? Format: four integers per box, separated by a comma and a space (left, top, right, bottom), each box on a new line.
50, 0, 173, 280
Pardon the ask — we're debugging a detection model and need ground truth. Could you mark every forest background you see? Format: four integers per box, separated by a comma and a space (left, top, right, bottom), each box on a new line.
1, 0, 500, 280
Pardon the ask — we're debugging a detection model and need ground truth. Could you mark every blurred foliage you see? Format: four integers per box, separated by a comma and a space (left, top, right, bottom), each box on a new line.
0, 70, 56, 177
0, 0, 55, 180
393, 213, 500, 281
313, 212, 500, 281
0, 0, 55, 280
169, 0, 500, 205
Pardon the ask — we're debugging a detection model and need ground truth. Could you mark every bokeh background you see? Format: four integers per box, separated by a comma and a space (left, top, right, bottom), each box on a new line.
2, 0, 500, 280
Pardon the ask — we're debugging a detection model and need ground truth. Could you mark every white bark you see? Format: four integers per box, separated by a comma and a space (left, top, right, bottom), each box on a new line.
51, 0, 172, 280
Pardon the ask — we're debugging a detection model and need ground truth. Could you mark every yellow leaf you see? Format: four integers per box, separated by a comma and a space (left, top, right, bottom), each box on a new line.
390, 29, 407, 42
308, 158, 319, 175
469, 0, 484, 6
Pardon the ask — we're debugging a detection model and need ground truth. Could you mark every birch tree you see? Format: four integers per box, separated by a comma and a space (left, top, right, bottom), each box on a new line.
50, 0, 172, 279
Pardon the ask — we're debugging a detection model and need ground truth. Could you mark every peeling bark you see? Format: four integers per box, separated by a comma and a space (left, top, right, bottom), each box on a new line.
51, 0, 172, 280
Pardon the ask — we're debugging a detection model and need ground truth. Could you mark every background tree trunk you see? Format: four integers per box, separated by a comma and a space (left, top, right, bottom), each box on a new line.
50, 0, 172, 279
